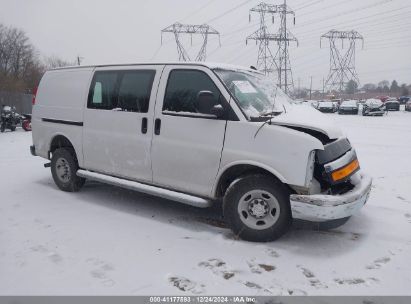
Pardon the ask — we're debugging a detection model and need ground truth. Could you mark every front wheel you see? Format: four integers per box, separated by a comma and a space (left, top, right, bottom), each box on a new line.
51, 148, 85, 192
223, 174, 292, 242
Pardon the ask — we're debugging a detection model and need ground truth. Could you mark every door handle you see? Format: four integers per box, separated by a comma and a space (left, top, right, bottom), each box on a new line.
154, 118, 161, 135
141, 117, 148, 134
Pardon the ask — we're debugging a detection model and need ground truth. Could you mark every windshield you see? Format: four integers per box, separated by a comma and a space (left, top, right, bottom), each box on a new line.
213, 68, 294, 118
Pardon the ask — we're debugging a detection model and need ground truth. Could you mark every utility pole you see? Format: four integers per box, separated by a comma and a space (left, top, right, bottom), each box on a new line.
76, 56, 83, 66
283, 0, 288, 93
309, 76, 313, 100
161, 23, 220, 61
322, 77, 325, 95
321, 30, 364, 92
246, 2, 298, 94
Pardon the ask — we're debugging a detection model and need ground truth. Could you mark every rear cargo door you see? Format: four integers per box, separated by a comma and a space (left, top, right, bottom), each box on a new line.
83, 65, 163, 183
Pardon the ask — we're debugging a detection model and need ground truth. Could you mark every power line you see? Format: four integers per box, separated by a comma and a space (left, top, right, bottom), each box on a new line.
298, 0, 356, 17
295, 6, 411, 38
205, 0, 254, 24
161, 23, 220, 61
246, 1, 298, 94
294, 0, 393, 29
294, 0, 324, 11
321, 30, 364, 92
179, 0, 218, 22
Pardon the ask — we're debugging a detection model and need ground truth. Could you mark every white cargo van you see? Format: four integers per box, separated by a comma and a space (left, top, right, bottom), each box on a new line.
31, 62, 372, 241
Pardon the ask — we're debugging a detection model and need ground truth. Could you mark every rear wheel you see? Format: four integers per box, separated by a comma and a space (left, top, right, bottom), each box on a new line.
223, 174, 291, 242
22, 120, 31, 131
51, 148, 85, 192
0, 123, 5, 132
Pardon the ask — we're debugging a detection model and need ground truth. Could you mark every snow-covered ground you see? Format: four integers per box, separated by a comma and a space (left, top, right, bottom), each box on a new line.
1, 111, 411, 296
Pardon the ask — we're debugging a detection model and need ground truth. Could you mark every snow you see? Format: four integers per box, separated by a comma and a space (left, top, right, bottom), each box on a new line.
270, 103, 343, 139
1, 111, 411, 296
365, 99, 384, 108
318, 101, 334, 108
340, 100, 358, 107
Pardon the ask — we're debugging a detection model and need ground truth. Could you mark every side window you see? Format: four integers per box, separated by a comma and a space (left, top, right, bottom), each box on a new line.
88, 71, 119, 110
88, 70, 155, 112
117, 71, 155, 113
163, 70, 221, 114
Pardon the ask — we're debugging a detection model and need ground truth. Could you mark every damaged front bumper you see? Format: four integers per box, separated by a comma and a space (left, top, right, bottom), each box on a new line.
290, 172, 372, 222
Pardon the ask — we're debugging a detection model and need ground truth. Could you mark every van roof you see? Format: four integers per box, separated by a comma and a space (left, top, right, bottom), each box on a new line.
50, 62, 258, 73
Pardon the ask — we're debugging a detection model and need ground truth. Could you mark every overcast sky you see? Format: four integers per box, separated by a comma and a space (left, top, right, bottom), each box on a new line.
0, 0, 410, 90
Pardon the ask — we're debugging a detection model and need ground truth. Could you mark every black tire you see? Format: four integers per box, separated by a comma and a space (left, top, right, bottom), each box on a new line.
51, 148, 85, 192
0, 123, 5, 133
22, 120, 31, 131
10, 125, 16, 131
318, 217, 351, 230
223, 174, 292, 242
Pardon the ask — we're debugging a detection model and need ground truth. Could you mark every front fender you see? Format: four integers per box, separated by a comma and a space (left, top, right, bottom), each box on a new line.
216, 121, 325, 193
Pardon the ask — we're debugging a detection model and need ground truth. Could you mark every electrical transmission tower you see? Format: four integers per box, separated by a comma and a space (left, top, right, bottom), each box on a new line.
161, 23, 220, 62
246, 1, 298, 94
321, 30, 364, 92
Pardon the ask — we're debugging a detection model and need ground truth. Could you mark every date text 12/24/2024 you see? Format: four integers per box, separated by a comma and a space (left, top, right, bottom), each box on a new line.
149, 296, 257, 303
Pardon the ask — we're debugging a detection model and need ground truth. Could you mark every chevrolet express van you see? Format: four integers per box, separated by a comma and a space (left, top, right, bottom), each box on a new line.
30, 63, 372, 242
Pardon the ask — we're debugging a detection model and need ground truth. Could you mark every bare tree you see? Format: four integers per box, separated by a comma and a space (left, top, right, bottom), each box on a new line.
43, 55, 74, 69
0, 23, 40, 92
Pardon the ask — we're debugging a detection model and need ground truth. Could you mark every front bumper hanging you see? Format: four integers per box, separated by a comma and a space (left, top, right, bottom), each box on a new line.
290, 172, 372, 222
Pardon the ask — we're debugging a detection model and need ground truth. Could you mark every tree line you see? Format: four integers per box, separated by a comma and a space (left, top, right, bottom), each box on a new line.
0, 23, 73, 94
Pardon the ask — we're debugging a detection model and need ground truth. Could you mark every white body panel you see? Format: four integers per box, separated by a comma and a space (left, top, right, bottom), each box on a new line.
82, 65, 164, 182
271, 104, 343, 139
32, 68, 94, 166
151, 65, 232, 197
215, 121, 324, 195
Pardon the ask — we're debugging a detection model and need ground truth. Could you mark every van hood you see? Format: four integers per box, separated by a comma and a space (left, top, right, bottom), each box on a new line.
270, 104, 343, 140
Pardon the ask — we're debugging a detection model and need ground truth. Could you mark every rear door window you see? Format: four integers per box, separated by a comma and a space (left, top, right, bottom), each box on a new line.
88, 71, 119, 110
88, 70, 155, 112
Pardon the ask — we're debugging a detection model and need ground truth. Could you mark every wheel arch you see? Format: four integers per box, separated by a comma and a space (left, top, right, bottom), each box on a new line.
49, 134, 80, 163
213, 161, 288, 198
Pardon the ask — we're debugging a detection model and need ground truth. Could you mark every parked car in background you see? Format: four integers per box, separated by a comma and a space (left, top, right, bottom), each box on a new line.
303, 100, 319, 109
377, 96, 390, 103
317, 101, 336, 113
385, 98, 400, 111
332, 98, 342, 106
338, 100, 359, 115
362, 99, 385, 116
405, 101, 411, 112
398, 96, 410, 104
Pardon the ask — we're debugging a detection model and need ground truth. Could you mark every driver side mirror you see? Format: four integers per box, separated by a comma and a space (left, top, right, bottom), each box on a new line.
210, 104, 225, 118
197, 90, 226, 118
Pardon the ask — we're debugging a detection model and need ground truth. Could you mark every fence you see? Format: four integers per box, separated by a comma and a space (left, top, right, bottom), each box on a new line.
0, 91, 33, 114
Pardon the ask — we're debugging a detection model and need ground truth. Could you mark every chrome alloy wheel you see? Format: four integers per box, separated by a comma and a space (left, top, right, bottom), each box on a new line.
55, 157, 71, 183
237, 189, 281, 230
